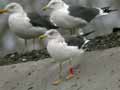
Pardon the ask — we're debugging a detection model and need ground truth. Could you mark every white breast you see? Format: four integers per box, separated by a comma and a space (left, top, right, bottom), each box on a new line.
9, 13, 30, 31
47, 39, 80, 62
8, 13, 34, 38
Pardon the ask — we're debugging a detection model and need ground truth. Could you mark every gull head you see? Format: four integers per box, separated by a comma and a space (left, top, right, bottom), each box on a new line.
0, 2, 24, 14
98, 6, 118, 16
39, 29, 62, 40
42, 0, 66, 11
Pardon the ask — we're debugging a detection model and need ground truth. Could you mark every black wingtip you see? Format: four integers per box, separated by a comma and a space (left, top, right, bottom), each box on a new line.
101, 6, 118, 13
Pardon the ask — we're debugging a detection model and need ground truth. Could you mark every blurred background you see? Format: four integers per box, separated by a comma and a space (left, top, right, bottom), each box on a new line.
0, 0, 120, 56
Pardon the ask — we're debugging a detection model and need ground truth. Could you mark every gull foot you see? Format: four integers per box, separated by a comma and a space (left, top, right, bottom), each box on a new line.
66, 74, 74, 80
52, 79, 62, 85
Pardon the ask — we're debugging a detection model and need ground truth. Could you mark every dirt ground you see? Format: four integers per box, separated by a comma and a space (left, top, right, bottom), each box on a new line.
0, 47, 120, 90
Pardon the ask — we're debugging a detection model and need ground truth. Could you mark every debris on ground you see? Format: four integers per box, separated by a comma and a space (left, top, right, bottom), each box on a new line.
0, 49, 50, 66
1, 31, 120, 66
67, 32, 120, 51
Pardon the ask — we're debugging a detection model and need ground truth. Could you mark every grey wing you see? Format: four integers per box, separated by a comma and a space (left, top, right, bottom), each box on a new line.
27, 12, 59, 29
27, 27, 47, 37
65, 13, 88, 27
66, 36, 85, 49
68, 6, 100, 22
66, 31, 94, 49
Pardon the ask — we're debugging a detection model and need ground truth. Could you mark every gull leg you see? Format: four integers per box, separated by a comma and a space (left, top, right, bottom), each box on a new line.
39, 40, 45, 49
74, 28, 79, 35
70, 29, 72, 35
79, 29, 84, 36
32, 39, 36, 50
72, 29, 74, 35
66, 58, 74, 80
70, 28, 75, 35
53, 63, 63, 85
24, 39, 28, 52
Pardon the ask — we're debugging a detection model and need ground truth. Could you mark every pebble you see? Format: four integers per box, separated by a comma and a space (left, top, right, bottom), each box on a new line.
22, 58, 27, 62
1, 32, 120, 66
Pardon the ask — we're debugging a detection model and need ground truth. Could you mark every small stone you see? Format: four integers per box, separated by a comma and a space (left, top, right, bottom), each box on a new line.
17, 82, 19, 86
22, 58, 27, 62
105, 88, 108, 90
111, 70, 115, 75
110, 53, 114, 56
10, 54, 15, 58
11, 65, 16, 69
71, 83, 78, 88
28, 72, 32, 76
88, 78, 92, 82
77, 86, 83, 90
11, 86, 16, 90
118, 85, 120, 88
118, 79, 120, 82
28, 86, 33, 90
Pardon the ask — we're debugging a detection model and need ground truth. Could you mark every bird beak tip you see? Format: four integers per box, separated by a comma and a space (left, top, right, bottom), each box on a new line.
42, 6, 48, 11
39, 35, 47, 40
0, 9, 8, 14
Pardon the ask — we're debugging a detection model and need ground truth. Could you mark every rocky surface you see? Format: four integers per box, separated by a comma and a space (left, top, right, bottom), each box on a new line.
1, 31, 120, 66
67, 31, 120, 51
0, 47, 120, 90
0, 49, 50, 66
85, 31, 120, 51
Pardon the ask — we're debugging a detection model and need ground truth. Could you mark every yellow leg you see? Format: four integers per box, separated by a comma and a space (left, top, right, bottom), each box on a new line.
52, 63, 63, 85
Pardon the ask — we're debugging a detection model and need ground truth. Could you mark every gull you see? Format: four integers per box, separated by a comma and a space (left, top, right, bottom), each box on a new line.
39, 29, 85, 85
0, 2, 58, 51
42, 0, 117, 33
42, 0, 118, 44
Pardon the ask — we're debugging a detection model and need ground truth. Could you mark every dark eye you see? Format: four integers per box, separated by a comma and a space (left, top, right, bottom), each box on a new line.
49, 31, 54, 35
52, 2, 57, 5
9, 6, 15, 9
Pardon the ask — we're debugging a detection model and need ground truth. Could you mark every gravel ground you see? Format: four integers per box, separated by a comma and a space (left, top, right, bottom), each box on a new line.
67, 31, 120, 51
1, 31, 120, 66
0, 49, 50, 66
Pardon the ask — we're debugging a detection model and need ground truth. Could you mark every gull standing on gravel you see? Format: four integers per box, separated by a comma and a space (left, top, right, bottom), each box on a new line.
42, 0, 118, 44
39, 29, 85, 85
0, 2, 58, 51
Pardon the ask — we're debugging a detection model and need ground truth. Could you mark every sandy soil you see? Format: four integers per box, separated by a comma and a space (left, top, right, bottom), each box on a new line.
0, 47, 120, 90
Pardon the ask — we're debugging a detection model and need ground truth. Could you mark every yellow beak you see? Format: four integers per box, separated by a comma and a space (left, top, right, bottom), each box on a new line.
42, 6, 49, 11
39, 35, 47, 40
0, 9, 8, 14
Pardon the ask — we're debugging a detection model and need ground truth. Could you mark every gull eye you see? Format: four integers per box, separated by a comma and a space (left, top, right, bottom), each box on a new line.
49, 31, 54, 35
9, 5, 15, 9
52, 2, 57, 5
